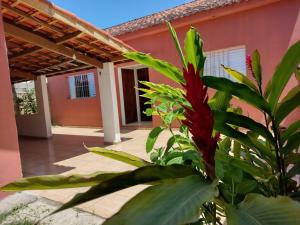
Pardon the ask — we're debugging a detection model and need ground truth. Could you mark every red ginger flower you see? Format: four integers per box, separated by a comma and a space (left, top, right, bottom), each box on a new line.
182, 63, 219, 179
246, 54, 255, 79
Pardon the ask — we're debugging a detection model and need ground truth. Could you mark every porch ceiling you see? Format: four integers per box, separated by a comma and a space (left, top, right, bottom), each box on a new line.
1, 0, 134, 83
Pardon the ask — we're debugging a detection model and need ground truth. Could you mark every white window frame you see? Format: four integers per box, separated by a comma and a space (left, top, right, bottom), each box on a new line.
204, 45, 246, 81
68, 72, 96, 99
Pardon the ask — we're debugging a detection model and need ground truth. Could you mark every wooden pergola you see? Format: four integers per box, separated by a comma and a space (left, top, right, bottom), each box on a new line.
1, 0, 134, 83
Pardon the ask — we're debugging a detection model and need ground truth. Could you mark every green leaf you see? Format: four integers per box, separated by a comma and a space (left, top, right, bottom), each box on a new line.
54, 165, 198, 214
87, 147, 150, 167
104, 175, 217, 225
146, 126, 165, 153
184, 27, 205, 72
281, 120, 300, 143
268, 40, 300, 113
216, 151, 267, 179
203, 76, 271, 114
208, 91, 232, 111
282, 131, 300, 155
286, 162, 300, 178
124, 52, 184, 84
226, 194, 300, 225
213, 110, 274, 144
236, 180, 257, 194
275, 85, 300, 125
251, 50, 262, 86
222, 65, 258, 92
264, 79, 272, 98
0, 171, 122, 191
214, 122, 274, 161
167, 22, 186, 68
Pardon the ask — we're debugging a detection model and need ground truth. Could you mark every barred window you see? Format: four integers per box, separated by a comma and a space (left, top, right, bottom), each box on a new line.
204, 46, 246, 81
68, 73, 96, 99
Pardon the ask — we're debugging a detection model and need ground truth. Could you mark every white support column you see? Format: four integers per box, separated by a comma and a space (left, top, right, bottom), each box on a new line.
35, 75, 52, 137
97, 62, 121, 143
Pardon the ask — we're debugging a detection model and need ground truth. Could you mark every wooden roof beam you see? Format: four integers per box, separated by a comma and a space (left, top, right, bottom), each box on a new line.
35, 59, 74, 73
9, 46, 42, 60
19, 0, 133, 53
4, 21, 103, 68
43, 65, 92, 77
2, 3, 64, 34
10, 68, 37, 80
55, 31, 83, 44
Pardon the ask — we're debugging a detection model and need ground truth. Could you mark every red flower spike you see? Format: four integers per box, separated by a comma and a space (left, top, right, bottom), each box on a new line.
182, 63, 219, 179
246, 54, 255, 79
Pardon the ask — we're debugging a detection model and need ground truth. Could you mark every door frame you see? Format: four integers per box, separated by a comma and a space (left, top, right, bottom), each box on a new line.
117, 64, 148, 126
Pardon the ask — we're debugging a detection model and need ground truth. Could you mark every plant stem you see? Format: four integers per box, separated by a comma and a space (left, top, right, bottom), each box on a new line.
271, 118, 284, 195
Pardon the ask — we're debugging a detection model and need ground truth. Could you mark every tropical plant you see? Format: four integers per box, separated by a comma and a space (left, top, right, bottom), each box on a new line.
15, 88, 37, 115
1, 23, 300, 225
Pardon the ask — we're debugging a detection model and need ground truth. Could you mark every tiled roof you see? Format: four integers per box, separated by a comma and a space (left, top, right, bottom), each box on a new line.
106, 0, 243, 36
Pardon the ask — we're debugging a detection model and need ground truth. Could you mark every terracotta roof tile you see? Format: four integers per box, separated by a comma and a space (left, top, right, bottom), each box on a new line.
106, 0, 243, 36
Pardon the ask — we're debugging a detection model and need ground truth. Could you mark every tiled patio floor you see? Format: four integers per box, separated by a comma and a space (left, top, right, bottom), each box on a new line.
17, 126, 171, 219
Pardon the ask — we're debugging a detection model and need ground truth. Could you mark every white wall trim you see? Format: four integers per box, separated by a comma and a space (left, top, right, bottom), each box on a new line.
117, 67, 126, 126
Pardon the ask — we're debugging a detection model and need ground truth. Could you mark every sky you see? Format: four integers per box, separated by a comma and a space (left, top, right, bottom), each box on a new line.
51, 0, 192, 29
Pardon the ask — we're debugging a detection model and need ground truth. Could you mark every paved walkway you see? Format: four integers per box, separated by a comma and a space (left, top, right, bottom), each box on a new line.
13, 126, 171, 220
0, 192, 104, 224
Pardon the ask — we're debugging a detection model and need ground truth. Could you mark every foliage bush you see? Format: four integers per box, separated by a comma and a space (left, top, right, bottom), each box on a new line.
15, 89, 37, 115
1, 23, 300, 225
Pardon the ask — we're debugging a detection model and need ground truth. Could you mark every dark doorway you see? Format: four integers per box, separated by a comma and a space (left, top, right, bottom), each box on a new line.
121, 69, 137, 124
137, 68, 152, 121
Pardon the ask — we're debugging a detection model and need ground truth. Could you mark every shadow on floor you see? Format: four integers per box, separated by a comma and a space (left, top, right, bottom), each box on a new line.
18, 134, 131, 177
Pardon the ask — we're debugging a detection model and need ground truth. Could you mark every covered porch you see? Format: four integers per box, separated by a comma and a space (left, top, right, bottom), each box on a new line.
0, 0, 134, 194
2, 0, 134, 143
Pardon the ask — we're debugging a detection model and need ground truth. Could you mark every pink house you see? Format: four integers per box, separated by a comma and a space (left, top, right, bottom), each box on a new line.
0, 0, 299, 198
47, 0, 300, 128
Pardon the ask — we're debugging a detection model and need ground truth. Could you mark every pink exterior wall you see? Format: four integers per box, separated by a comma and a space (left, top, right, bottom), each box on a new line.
0, 9, 22, 198
117, 0, 300, 127
48, 69, 103, 127
47, 0, 300, 127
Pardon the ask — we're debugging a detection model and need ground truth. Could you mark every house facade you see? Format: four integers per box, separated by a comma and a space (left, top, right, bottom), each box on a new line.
47, 0, 300, 128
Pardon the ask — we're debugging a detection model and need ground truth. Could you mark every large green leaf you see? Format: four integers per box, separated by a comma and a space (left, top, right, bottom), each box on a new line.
184, 27, 205, 72
203, 76, 271, 114
146, 126, 165, 153
54, 165, 198, 213
216, 151, 268, 179
222, 65, 258, 92
213, 110, 274, 144
226, 194, 300, 225
0, 172, 122, 191
104, 175, 217, 225
275, 85, 300, 125
124, 52, 184, 84
167, 22, 186, 68
214, 121, 274, 161
208, 91, 232, 111
87, 147, 150, 167
282, 131, 300, 155
268, 40, 300, 113
251, 50, 262, 86
281, 120, 300, 143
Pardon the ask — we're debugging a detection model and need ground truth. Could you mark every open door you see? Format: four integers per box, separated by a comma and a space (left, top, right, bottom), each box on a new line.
121, 69, 137, 124
137, 68, 151, 121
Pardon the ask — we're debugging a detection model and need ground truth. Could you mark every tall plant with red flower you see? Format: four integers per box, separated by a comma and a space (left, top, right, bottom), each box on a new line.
182, 63, 219, 179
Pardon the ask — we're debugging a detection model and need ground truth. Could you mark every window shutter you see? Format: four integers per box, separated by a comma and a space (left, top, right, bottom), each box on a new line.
68, 76, 76, 99
87, 73, 96, 97
204, 46, 246, 81
228, 48, 246, 75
